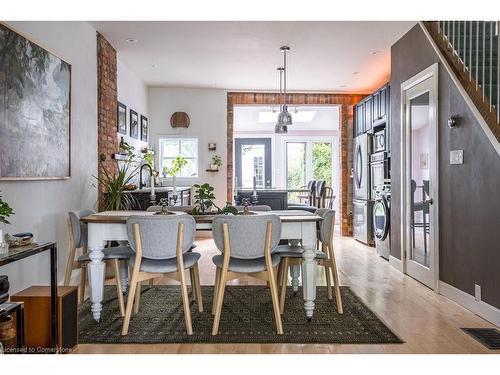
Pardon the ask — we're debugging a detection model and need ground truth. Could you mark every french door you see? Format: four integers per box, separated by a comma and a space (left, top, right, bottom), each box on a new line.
401, 64, 439, 290
234, 138, 272, 189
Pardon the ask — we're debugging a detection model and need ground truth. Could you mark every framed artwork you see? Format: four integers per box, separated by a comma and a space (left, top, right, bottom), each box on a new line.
130, 109, 139, 139
140, 115, 148, 142
0, 23, 71, 180
117, 102, 127, 135
208, 143, 217, 151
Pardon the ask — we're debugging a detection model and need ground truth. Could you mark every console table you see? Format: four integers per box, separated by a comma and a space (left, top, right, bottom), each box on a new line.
0, 242, 58, 353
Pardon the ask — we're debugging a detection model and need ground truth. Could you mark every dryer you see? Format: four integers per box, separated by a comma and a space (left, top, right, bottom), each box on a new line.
373, 182, 391, 260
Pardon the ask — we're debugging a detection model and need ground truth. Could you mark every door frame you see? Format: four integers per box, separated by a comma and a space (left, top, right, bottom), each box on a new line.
400, 63, 440, 291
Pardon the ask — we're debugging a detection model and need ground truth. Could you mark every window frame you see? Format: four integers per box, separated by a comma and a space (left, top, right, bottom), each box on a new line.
158, 136, 199, 179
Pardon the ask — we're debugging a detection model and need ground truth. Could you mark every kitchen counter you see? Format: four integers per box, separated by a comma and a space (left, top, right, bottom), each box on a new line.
126, 186, 192, 194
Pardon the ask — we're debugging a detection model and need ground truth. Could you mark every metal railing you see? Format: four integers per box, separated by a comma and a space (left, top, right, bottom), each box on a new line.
437, 21, 499, 123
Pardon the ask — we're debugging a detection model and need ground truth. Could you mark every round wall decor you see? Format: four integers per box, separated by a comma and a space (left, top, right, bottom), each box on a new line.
170, 112, 190, 128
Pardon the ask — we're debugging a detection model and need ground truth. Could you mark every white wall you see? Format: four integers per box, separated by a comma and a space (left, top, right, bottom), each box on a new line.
117, 58, 149, 185
0, 22, 98, 294
148, 88, 227, 207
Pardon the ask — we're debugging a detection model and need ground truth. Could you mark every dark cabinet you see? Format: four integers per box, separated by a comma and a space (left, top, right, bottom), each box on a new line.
354, 83, 390, 144
354, 102, 365, 137
364, 97, 372, 133
372, 84, 389, 127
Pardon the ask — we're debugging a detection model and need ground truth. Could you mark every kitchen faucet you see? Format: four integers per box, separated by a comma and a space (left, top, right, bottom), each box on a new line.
139, 163, 153, 189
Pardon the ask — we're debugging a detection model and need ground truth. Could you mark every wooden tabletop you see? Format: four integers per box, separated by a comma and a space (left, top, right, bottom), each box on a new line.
81, 210, 322, 224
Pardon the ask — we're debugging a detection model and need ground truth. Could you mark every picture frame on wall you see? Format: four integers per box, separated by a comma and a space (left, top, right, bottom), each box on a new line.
208, 143, 216, 151
140, 115, 148, 142
117, 102, 127, 135
130, 109, 139, 139
0, 23, 71, 180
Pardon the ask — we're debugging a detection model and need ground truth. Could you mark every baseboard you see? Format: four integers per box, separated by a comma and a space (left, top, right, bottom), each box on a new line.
389, 255, 403, 272
438, 281, 500, 327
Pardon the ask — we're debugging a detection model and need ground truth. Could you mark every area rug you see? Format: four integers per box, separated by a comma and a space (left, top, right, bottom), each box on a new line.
78, 285, 402, 344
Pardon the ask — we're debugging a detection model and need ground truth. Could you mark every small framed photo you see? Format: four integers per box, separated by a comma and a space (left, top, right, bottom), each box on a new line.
140, 115, 148, 142
117, 102, 127, 135
130, 109, 139, 139
208, 143, 216, 151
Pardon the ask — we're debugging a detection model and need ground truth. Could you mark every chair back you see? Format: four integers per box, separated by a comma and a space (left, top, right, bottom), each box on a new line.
234, 205, 272, 212
126, 215, 196, 260
324, 187, 335, 209
68, 209, 96, 248
307, 180, 317, 194
315, 208, 335, 247
212, 214, 281, 259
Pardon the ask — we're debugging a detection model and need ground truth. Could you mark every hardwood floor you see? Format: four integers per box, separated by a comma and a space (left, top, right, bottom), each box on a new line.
75, 233, 496, 354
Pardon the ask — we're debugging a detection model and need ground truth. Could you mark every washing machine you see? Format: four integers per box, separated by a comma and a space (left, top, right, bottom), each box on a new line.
373, 182, 391, 260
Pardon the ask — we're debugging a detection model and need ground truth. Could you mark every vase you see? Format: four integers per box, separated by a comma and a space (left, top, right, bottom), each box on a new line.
0, 316, 16, 349
211, 164, 219, 170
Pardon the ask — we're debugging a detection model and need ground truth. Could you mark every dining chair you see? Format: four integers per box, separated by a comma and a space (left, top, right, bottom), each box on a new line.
64, 209, 132, 314
122, 214, 203, 336
276, 208, 343, 314
211, 214, 283, 335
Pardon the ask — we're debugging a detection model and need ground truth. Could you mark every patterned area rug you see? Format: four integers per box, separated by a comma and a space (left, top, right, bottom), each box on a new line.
79, 285, 402, 344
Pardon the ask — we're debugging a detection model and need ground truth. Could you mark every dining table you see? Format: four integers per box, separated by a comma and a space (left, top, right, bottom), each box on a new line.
80, 209, 322, 322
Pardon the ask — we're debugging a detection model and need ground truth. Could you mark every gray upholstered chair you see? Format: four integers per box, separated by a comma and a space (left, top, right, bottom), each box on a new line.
122, 214, 202, 336
234, 205, 272, 212
211, 214, 283, 335
64, 209, 133, 314
276, 208, 343, 314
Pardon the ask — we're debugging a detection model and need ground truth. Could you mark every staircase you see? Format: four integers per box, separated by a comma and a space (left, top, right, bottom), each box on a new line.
423, 21, 500, 141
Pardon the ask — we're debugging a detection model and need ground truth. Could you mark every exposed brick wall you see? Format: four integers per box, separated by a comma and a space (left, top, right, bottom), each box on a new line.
227, 92, 364, 236
97, 33, 119, 210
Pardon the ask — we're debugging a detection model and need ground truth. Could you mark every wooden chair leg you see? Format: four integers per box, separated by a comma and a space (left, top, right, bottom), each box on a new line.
330, 256, 343, 314
325, 266, 333, 300
279, 258, 289, 314
212, 267, 221, 315
149, 278, 154, 286
268, 267, 284, 335
64, 245, 76, 286
277, 261, 284, 287
113, 259, 125, 317
192, 264, 203, 312
122, 272, 139, 335
179, 268, 193, 335
212, 266, 228, 335
79, 266, 87, 304
189, 268, 197, 303
134, 281, 142, 314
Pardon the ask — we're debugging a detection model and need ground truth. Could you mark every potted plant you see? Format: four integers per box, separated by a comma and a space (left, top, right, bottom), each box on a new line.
211, 155, 223, 170
0, 192, 14, 252
162, 156, 188, 194
191, 183, 238, 215
94, 145, 140, 210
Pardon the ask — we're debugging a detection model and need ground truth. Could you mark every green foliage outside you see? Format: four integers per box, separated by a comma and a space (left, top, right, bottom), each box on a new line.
312, 142, 332, 186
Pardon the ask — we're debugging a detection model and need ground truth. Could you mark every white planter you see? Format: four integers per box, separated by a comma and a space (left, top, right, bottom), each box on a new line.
210, 164, 219, 170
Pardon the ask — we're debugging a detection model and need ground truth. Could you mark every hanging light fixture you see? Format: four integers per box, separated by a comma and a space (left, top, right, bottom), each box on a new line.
275, 66, 287, 133
275, 46, 292, 133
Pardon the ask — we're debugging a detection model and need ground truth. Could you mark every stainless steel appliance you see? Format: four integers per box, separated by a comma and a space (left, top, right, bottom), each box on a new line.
370, 151, 390, 198
353, 133, 370, 201
353, 200, 374, 245
372, 128, 386, 153
373, 182, 391, 259
353, 133, 374, 245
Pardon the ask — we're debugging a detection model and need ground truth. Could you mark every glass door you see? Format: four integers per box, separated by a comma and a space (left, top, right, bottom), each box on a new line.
234, 138, 272, 189
402, 66, 438, 289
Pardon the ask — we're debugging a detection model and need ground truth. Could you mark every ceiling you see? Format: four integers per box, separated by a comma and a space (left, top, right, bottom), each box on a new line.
234, 105, 339, 132
91, 21, 416, 93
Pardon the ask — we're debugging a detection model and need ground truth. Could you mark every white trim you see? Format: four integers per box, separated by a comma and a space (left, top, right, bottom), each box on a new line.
439, 281, 500, 327
419, 22, 500, 158
389, 255, 403, 272
400, 63, 440, 291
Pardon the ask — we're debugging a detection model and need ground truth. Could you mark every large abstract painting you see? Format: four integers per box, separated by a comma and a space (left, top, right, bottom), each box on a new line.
0, 23, 71, 180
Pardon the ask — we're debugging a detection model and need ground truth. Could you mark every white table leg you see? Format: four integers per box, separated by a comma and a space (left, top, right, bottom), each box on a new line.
301, 222, 318, 321
87, 224, 106, 322
288, 239, 301, 293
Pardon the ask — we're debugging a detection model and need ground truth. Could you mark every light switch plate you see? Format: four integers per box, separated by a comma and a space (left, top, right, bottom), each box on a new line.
475, 284, 481, 301
450, 150, 464, 165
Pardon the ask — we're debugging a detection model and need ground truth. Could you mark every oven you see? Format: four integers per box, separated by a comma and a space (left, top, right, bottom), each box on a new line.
370, 152, 390, 198
372, 128, 386, 153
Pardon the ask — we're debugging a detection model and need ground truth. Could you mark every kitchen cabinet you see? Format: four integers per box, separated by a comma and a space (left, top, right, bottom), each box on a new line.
372, 84, 389, 127
364, 97, 373, 133
353, 83, 390, 141
354, 102, 365, 137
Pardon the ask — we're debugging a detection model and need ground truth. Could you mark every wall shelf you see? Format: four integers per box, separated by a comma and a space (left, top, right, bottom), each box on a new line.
206, 168, 220, 172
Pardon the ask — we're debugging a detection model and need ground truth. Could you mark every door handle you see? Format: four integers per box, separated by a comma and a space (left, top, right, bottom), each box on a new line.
425, 198, 434, 205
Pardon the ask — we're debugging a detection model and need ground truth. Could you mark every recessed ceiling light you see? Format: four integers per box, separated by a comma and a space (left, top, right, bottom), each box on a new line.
151, 64, 156, 68
125, 38, 138, 43
372, 50, 382, 55
353, 71, 359, 75
339, 85, 347, 88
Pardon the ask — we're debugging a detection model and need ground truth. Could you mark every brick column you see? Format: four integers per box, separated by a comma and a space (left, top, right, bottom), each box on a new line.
97, 33, 119, 210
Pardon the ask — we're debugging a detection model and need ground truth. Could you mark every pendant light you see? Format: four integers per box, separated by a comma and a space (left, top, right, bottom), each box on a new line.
275, 66, 287, 134
275, 46, 292, 133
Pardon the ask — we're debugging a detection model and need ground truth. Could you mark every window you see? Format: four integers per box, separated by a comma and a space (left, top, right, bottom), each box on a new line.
159, 138, 198, 177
